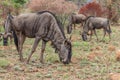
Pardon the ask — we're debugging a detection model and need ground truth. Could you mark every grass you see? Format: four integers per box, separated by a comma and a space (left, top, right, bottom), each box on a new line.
0, 58, 10, 68
0, 25, 120, 79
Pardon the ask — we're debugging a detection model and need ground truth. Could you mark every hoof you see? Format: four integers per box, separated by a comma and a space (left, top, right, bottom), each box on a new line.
40, 59, 44, 64
19, 58, 24, 62
26, 59, 30, 64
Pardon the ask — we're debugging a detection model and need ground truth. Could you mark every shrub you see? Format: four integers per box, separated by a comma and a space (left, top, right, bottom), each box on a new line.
79, 1, 106, 17
28, 0, 77, 26
28, 0, 77, 14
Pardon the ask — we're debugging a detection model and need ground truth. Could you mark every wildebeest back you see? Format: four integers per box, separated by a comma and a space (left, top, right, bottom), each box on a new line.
12, 12, 64, 39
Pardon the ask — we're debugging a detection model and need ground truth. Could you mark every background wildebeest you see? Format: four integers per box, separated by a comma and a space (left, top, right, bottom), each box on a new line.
82, 16, 111, 41
2, 20, 18, 48
4, 11, 72, 64
67, 13, 86, 34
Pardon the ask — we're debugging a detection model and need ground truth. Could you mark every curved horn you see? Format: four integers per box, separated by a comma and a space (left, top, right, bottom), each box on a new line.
3, 33, 12, 38
7, 33, 12, 37
0, 33, 4, 35
0, 33, 4, 36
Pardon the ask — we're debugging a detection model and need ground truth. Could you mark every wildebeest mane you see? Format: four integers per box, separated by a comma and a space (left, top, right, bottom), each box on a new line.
85, 16, 94, 23
37, 11, 65, 38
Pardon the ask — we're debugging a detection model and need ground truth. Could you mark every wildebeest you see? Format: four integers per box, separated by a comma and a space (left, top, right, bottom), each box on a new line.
2, 20, 18, 48
82, 16, 111, 41
67, 13, 86, 34
4, 11, 72, 64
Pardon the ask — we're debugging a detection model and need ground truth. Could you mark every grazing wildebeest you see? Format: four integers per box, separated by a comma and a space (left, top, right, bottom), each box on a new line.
82, 16, 111, 41
4, 11, 72, 64
2, 20, 18, 48
67, 13, 86, 34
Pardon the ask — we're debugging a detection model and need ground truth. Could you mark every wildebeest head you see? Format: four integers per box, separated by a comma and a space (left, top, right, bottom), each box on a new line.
67, 24, 72, 34
4, 13, 14, 40
82, 32, 87, 41
59, 39, 72, 64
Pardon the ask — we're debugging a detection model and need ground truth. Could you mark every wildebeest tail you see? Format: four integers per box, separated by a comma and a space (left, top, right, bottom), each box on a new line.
107, 20, 112, 33
12, 30, 19, 51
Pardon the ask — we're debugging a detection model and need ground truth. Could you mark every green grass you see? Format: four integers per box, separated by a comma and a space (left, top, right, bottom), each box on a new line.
0, 25, 4, 32
0, 58, 10, 68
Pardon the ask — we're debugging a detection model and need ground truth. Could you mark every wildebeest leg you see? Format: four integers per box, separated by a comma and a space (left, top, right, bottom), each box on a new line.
40, 40, 46, 63
89, 30, 93, 41
10, 35, 13, 44
108, 32, 111, 40
102, 29, 106, 41
18, 33, 26, 61
81, 22, 83, 27
94, 29, 98, 41
109, 34, 111, 40
27, 37, 41, 63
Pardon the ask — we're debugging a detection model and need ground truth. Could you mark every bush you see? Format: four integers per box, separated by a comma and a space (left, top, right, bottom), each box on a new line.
28, 0, 77, 14
79, 1, 106, 17
27, 0, 77, 26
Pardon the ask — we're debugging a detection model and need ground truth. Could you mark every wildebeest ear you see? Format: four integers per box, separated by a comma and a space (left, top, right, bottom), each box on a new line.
8, 11, 14, 19
9, 14, 14, 19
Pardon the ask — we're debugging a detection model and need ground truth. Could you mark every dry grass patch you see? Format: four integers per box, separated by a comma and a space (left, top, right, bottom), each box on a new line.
108, 45, 116, 51
87, 51, 103, 61
116, 50, 120, 61
109, 73, 120, 80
